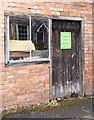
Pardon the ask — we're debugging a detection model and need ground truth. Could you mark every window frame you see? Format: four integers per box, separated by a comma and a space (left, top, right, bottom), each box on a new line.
5, 15, 51, 64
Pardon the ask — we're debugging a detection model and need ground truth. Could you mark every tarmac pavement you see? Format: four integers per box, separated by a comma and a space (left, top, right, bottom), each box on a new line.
2, 99, 94, 120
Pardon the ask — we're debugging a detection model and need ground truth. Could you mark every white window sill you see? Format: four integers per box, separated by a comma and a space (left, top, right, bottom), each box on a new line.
8, 58, 50, 64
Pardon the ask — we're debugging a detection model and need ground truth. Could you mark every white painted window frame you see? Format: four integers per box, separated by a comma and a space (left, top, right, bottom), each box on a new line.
5, 15, 50, 64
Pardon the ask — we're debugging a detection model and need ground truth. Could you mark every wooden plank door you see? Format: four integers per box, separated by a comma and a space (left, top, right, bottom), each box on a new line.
52, 20, 82, 98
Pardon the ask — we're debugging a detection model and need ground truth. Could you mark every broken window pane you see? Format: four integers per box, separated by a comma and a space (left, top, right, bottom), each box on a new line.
9, 16, 30, 61
31, 17, 49, 60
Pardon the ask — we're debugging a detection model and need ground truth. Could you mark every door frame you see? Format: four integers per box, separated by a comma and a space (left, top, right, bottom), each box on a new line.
49, 16, 85, 99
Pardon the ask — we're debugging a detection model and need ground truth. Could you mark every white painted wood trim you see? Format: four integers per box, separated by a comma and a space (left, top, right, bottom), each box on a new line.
49, 18, 53, 99
49, 18, 51, 61
5, 16, 10, 64
29, 17, 32, 58
81, 19, 85, 96
51, 16, 84, 21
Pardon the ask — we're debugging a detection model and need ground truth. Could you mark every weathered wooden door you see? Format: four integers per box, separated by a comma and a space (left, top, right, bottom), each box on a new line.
52, 20, 82, 98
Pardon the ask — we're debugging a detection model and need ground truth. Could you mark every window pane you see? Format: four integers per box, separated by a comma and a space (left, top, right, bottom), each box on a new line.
31, 17, 49, 60
9, 16, 30, 61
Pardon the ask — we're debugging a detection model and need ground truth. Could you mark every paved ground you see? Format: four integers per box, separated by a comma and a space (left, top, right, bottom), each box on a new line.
2, 99, 94, 120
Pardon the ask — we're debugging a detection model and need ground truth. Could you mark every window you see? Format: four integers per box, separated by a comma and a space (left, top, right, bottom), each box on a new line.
31, 17, 49, 59
16, 24, 29, 40
5, 15, 50, 64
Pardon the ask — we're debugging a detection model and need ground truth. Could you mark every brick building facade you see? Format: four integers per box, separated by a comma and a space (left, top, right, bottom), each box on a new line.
0, 0, 94, 111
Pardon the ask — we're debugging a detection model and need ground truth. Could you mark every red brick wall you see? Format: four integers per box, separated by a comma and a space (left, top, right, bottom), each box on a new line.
2, 63, 49, 110
0, 1, 93, 111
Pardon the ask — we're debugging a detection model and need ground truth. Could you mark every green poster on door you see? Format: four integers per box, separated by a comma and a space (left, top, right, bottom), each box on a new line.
60, 32, 71, 49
